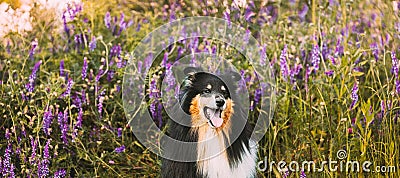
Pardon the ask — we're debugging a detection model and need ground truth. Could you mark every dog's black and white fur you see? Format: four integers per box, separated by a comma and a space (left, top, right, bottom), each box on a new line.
161, 67, 257, 178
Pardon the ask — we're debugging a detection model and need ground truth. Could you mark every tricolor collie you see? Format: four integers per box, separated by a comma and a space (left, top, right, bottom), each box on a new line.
161, 67, 258, 178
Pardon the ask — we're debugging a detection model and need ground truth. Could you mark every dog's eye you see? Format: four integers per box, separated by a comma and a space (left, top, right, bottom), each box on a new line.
203, 89, 211, 94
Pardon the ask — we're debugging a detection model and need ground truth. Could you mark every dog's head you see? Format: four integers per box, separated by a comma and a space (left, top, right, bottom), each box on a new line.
179, 67, 241, 129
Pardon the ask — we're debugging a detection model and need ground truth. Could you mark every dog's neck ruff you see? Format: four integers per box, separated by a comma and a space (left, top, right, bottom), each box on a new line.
195, 126, 258, 178
189, 97, 257, 178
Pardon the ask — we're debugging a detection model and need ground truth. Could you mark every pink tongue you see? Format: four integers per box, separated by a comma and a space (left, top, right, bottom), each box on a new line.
211, 112, 223, 128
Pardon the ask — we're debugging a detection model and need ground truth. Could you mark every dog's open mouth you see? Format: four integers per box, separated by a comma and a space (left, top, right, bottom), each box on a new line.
204, 107, 223, 128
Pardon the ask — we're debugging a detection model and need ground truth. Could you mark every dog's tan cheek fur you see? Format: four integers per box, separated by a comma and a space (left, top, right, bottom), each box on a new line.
189, 95, 203, 130
219, 98, 234, 130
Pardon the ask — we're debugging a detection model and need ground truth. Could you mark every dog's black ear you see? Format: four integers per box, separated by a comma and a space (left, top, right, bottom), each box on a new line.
183, 67, 202, 76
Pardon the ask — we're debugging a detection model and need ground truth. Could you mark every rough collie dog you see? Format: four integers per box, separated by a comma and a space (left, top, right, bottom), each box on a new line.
161, 67, 257, 178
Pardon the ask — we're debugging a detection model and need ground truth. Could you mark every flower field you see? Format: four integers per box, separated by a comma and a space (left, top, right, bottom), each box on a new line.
0, 0, 399, 177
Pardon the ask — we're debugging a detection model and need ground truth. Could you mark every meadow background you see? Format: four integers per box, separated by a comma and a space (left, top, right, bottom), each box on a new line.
0, 0, 399, 177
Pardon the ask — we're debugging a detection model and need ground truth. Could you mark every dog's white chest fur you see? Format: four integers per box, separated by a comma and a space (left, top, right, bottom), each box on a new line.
196, 129, 258, 178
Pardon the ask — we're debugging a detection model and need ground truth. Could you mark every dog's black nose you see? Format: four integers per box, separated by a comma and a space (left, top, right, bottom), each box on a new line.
216, 99, 225, 107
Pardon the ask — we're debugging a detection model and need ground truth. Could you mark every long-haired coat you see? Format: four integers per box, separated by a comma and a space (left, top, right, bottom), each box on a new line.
161, 67, 257, 178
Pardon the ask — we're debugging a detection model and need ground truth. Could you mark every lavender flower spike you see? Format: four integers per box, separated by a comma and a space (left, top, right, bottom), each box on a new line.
54, 169, 67, 178
61, 78, 74, 98
60, 60, 65, 77
311, 44, 320, 72
82, 57, 88, 80
350, 81, 359, 110
25, 60, 42, 92
29, 38, 38, 60
38, 139, 51, 177
279, 45, 289, 81
42, 107, 53, 136
2, 144, 15, 177
391, 51, 399, 78
105, 12, 111, 29
89, 36, 97, 51
370, 42, 379, 61
260, 44, 267, 66
98, 90, 105, 118
114, 145, 125, 153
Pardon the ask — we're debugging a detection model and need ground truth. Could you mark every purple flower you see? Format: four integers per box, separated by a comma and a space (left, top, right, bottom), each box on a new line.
43, 139, 51, 160
2, 144, 15, 177
260, 44, 267, 66
72, 107, 83, 141
162, 52, 168, 67
38, 159, 49, 178
74, 34, 82, 51
298, 4, 309, 21
95, 69, 104, 83
321, 42, 330, 59
98, 90, 105, 118
62, 13, 70, 37
282, 170, 290, 178
350, 81, 359, 110
42, 107, 53, 136
370, 42, 379, 61
223, 10, 231, 28
82, 57, 88, 80
164, 63, 176, 92
325, 70, 334, 77
119, 12, 125, 27
81, 89, 87, 105
396, 80, 400, 94
25, 60, 42, 92
5, 128, 10, 140
290, 63, 303, 84
279, 45, 289, 81
54, 169, 67, 178
244, 29, 251, 45
65, 2, 83, 20
117, 128, 122, 137
381, 100, 385, 114
107, 70, 115, 82
391, 52, 399, 78
114, 145, 125, 153
244, 7, 255, 22
136, 21, 141, 32
237, 70, 247, 92
89, 36, 97, 51
251, 82, 266, 111
61, 78, 74, 98
30, 137, 37, 162
311, 44, 320, 72
60, 60, 65, 77
149, 77, 162, 125
328, 55, 337, 65
29, 39, 38, 60
335, 39, 344, 56
110, 44, 122, 61
105, 12, 111, 28
58, 111, 69, 145
300, 170, 307, 178
76, 107, 83, 128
